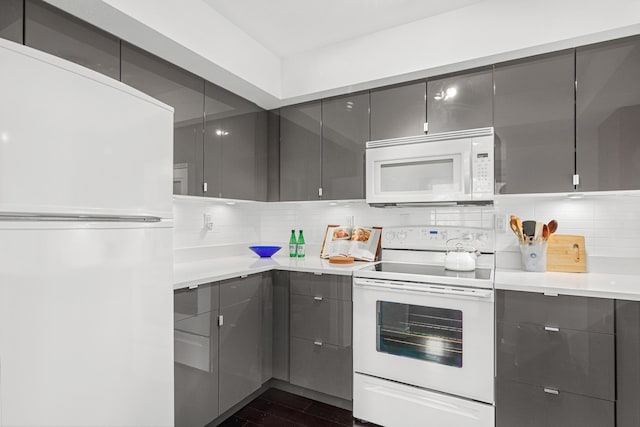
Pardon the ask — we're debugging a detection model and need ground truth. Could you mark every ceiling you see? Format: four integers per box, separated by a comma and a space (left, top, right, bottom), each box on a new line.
203, 0, 483, 58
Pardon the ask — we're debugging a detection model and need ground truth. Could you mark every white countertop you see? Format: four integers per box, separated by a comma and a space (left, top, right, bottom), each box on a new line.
495, 268, 640, 300
174, 253, 373, 290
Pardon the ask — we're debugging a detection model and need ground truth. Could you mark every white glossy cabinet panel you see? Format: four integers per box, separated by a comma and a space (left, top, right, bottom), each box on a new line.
0, 39, 173, 218
0, 222, 174, 427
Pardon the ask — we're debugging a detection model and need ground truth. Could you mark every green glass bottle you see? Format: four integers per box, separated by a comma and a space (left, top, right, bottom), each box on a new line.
289, 230, 297, 257
296, 230, 306, 258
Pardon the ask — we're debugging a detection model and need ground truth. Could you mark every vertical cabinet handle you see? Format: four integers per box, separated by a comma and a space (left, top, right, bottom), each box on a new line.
543, 387, 559, 395
218, 315, 224, 327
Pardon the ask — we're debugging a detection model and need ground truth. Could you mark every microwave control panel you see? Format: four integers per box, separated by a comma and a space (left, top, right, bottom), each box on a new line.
471, 136, 494, 198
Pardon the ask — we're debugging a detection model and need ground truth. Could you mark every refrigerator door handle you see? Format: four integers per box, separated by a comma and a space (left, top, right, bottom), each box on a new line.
0, 213, 162, 222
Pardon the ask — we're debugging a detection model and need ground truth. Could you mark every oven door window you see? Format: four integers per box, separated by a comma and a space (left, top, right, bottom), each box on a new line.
377, 301, 463, 367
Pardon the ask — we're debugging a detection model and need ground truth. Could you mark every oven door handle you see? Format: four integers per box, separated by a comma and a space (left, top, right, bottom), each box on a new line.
353, 279, 493, 300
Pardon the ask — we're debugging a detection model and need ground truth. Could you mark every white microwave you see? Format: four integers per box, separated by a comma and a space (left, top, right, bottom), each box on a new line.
365, 127, 494, 205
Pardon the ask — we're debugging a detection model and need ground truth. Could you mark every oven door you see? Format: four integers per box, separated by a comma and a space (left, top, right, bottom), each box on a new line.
353, 278, 494, 404
366, 138, 472, 204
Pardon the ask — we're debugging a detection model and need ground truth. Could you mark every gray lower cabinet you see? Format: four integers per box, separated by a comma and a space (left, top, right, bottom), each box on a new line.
616, 300, 640, 427
272, 270, 290, 381
289, 272, 353, 400
219, 275, 263, 414
370, 82, 426, 140
174, 284, 220, 427
0, 0, 23, 43
496, 290, 615, 427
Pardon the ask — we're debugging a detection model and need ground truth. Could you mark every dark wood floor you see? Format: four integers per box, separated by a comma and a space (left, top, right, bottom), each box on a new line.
217, 388, 376, 427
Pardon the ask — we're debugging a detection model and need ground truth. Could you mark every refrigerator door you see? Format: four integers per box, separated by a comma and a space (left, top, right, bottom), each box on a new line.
0, 39, 173, 219
0, 221, 173, 427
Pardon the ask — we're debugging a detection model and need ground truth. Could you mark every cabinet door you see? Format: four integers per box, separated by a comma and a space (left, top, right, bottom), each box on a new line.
121, 43, 204, 196
272, 270, 290, 381
0, 0, 23, 43
219, 277, 262, 414
616, 300, 640, 427
426, 68, 493, 134
204, 82, 267, 200
280, 101, 321, 201
174, 284, 219, 427
321, 93, 369, 200
494, 51, 575, 194
261, 273, 273, 383
576, 35, 640, 191
24, 0, 120, 80
290, 295, 352, 347
370, 82, 426, 140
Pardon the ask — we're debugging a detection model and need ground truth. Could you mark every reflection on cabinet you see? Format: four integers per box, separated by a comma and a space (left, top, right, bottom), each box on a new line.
280, 101, 322, 201
174, 284, 219, 427
576, 35, 640, 191
496, 290, 615, 427
616, 300, 640, 427
24, 0, 120, 80
204, 82, 267, 200
121, 42, 204, 197
426, 68, 493, 134
494, 51, 575, 194
272, 270, 290, 381
370, 82, 426, 140
0, 0, 23, 43
289, 272, 353, 400
321, 93, 370, 200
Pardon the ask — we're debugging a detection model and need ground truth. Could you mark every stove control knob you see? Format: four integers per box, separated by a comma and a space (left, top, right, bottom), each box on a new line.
385, 231, 396, 241
397, 231, 407, 241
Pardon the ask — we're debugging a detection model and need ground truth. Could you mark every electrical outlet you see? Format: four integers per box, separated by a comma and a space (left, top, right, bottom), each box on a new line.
204, 214, 214, 231
495, 214, 507, 233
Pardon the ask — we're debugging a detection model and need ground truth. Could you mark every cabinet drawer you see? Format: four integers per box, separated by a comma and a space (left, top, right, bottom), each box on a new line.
174, 283, 218, 320
220, 274, 261, 308
290, 272, 351, 301
496, 379, 614, 427
497, 290, 613, 333
290, 294, 352, 347
497, 321, 614, 400
290, 337, 352, 400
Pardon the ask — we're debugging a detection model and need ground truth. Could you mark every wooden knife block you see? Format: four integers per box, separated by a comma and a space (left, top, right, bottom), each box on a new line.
546, 234, 587, 273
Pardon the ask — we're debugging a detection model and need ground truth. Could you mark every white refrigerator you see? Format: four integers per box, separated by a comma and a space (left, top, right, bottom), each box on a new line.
0, 39, 175, 426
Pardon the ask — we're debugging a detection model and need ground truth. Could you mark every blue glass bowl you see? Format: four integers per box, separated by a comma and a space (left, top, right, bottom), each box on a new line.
249, 245, 282, 257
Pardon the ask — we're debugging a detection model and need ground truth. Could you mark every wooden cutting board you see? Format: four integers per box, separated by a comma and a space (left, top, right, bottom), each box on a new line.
546, 234, 586, 273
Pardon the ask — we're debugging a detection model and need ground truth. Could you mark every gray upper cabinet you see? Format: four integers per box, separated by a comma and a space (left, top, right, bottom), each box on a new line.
370, 82, 426, 140
280, 101, 322, 201
0, 0, 23, 43
494, 51, 575, 194
24, 0, 120, 80
321, 93, 370, 200
426, 68, 493, 134
121, 42, 204, 197
576, 35, 640, 191
204, 82, 267, 201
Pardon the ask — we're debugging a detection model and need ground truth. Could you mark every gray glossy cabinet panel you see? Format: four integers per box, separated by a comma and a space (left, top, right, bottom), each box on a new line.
204, 82, 267, 200
0, 0, 23, 43
280, 102, 322, 201
576, 35, 640, 191
25, 0, 120, 80
261, 273, 273, 383
426, 68, 493, 134
370, 82, 426, 140
290, 295, 352, 347
289, 272, 351, 301
496, 379, 614, 427
121, 42, 204, 197
289, 337, 352, 400
496, 321, 614, 400
219, 294, 262, 414
272, 270, 290, 381
174, 284, 219, 427
220, 274, 261, 308
321, 93, 369, 200
267, 110, 281, 202
496, 290, 614, 334
616, 300, 640, 427
494, 51, 575, 194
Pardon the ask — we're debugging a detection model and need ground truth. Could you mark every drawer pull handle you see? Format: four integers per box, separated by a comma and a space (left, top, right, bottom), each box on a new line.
543, 388, 559, 395
543, 292, 558, 297
188, 284, 198, 290
544, 326, 560, 332
314, 272, 323, 276
313, 340, 323, 346
240, 275, 248, 279
313, 296, 323, 301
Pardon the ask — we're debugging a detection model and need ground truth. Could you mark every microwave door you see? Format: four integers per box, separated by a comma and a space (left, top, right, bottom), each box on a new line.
367, 141, 472, 204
